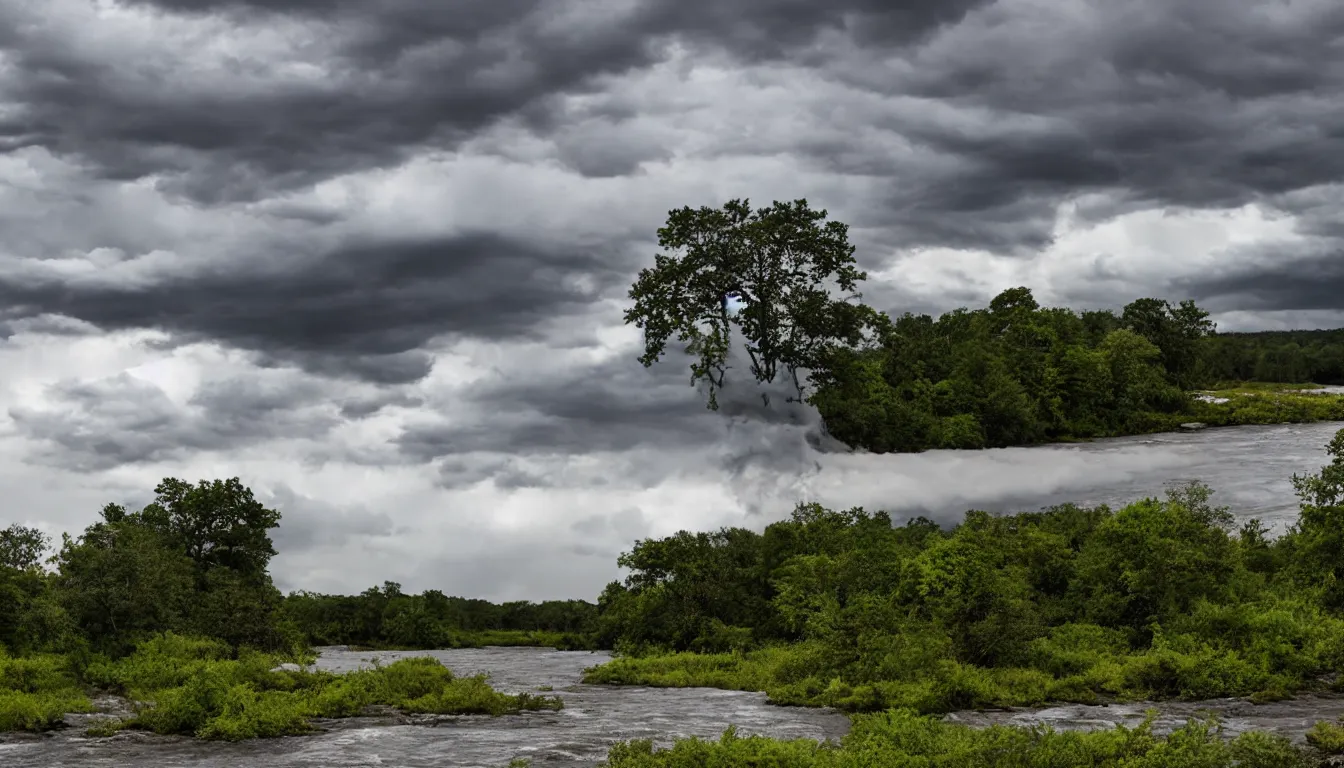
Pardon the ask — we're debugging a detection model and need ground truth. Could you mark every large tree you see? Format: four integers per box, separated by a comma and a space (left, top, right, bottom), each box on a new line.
0, 523, 49, 571
138, 477, 281, 580
1121, 297, 1215, 388
625, 199, 872, 409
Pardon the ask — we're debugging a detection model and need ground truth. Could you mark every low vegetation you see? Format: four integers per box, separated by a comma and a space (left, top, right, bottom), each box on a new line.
83, 634, 560, 740
3, 633, 561, 741
0, 651, 91, 732
599, 713, 1320, 768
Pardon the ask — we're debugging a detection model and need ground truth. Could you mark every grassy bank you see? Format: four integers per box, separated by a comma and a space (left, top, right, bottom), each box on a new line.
599, 711, 1329, 768
1048, 383, 1344, 440
584, 604, 1344, 713
0, 651, 93, 731
1182, 383, 1344, 429
1, 633, 562, 740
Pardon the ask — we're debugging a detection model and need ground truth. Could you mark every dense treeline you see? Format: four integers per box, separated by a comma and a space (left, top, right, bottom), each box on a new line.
282, 583, 597, 649
809, 288, 1344, 452
1200, 329, 1344, 385
589, 428, 1344, 718
0, 478, 298, 657
0, 477, 598, 659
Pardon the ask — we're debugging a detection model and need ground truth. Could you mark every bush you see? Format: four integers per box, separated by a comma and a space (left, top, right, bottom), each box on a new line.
82, 633, 564, 740
600, 711, 1321, 768
0, 650, 91, 732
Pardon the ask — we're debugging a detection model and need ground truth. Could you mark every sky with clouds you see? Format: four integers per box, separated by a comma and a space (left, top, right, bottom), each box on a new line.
2, 0, 1343, 601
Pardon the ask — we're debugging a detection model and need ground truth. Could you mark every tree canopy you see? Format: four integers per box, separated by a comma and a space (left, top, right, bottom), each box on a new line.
625, 199, 872, 409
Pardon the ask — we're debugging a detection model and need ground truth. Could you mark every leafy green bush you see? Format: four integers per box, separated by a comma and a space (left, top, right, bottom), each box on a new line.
589, 432, 1344, 720
601, 711, 1320, 768
1307, 719, 1344, 753
81, 633, 563, 740
0, 650, 91, 731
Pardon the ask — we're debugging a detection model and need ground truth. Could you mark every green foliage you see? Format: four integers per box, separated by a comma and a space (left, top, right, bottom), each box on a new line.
1286, 428, 1344, 609
601, 711, 1318, 768
807, 289, 1227, 452
0, 473, 588, 738
1306, 718, 1344, 753
52, 496, 295, 656
82, 633, 562, 740
281, 583, 598, 650
1199, 328, 1344, 385
625, 198, 872, 409
591, 429, 1344, 722
137, 477, 281, 580
0, 650, 91, 731
0, 524, 49, 571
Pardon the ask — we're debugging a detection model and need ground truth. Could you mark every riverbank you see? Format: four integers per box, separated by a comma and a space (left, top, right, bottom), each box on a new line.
14, 645, 1344, 767
582, 426, 1344, 766
1037, 382, 1344, 444
0, 634, 562, 741
1178, 383, 1344, 430
600, 709, 1338, 768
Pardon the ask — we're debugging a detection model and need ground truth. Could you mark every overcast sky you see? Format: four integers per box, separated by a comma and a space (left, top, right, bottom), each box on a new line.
2, 0, 1343, 601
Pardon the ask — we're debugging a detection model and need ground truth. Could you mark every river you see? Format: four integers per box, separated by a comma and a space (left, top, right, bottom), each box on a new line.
0, 647, 848, 768
4, 420, 1344, 766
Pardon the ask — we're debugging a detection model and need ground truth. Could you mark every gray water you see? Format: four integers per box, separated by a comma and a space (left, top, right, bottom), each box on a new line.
0, 647, 848, 767
5, 420, 1344, 766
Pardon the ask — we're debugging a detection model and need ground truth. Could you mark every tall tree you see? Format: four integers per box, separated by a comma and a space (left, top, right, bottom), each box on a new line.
139, 477, 281, 580
0, 524, 49, 571
625, 199, 871, 409
1121, 297, 1215, 388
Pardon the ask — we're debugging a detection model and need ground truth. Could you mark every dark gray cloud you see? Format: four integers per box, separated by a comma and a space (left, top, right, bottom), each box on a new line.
0, 0, 987, 204
0, 233, 626, 384
1, 0, 1339, 384
784, 0, 1344, 253
397, 346, 812, 462
9, 373, 341, 471
267, 485, 396, 556
1180, 252, 1344, 314
398, 342, 842, 492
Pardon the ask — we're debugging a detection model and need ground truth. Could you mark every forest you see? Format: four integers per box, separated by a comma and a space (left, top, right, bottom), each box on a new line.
809, 292, 1344, 452
625, 200, 1344, 454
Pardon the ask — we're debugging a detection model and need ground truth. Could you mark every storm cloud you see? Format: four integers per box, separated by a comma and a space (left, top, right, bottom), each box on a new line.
0, 0, 1341, 600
